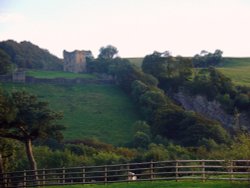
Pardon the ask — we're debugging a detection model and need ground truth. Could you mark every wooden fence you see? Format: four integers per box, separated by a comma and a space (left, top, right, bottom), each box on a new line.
1, 160, 250, 187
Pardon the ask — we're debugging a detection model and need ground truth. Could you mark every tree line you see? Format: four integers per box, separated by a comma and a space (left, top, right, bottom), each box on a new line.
0, 40, 63, 72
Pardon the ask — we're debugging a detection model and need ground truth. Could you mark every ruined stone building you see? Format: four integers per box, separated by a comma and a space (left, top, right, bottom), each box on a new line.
12, 71, 26, 82
63, 50, 93, 73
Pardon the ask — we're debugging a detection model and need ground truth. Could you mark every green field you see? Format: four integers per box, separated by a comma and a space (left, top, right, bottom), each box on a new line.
26, 70, 96, 79
218, 58, 250, 87
1, 83, 141, 145
49, 181, 249, 188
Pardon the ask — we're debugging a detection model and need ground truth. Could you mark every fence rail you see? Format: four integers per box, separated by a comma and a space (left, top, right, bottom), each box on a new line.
1, 160, 250, 187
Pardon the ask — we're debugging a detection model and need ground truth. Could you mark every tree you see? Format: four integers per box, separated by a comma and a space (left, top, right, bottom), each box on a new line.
0, 40, 63, 70
98, 45, 118, 59
0, 90, 65, 175
192, 49, 223, 67
0, 49, 12, 75
132, 131, 150, 149
142, 52, 168, 79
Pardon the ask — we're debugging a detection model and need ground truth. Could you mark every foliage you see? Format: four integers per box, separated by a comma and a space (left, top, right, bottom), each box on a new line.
195, 133, 250, 160
0, 40, 63, 70
0, 90, 65, 142
142, 52, 193, 81
189, 67, 250, 114
98, 45, 118, 60
0, 90, 65, 171
192, 49, 223, 67
0, 138, 23, 172
143, 144, 169, 161
132, 131, 151, 149
0, 49, 12, 75
141, 52, 193, 91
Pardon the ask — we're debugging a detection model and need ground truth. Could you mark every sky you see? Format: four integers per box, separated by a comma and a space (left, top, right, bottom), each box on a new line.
0, 0, 250, 58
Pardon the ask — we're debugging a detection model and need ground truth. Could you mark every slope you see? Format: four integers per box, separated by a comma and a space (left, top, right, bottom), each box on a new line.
1, 82, 141, 145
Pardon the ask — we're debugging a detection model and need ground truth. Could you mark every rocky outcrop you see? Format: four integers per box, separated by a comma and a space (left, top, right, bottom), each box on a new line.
63, 50, 93, 73
172, 91, 250, 130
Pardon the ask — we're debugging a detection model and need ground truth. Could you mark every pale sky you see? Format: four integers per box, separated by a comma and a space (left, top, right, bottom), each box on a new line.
0, 0, 250, 58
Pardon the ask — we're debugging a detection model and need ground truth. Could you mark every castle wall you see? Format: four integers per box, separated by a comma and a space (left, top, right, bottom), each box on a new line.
63, 50, 92, 73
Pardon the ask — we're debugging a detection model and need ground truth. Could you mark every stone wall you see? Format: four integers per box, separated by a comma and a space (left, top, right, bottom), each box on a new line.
63, 50, 93, 73
0, 71, 26, 82
25, 76, 114, 85
12, 71, 26, 82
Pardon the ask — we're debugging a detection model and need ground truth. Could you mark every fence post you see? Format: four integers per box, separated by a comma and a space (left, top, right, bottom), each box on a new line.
82, 167, 85, 183
42, 168, 45, 186
175, 160, 179, 182
62, 167, 65, 184
104, 165, 108, 184
3, 173, 7, 188
230, 161, 234, 182
127, 163, 130, 182
202, 160, 205, 182
150, 161, 154, 180
23, 170, 27, 187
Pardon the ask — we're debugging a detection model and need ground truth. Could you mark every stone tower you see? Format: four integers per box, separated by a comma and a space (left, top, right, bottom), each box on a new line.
63, 50, 93, 73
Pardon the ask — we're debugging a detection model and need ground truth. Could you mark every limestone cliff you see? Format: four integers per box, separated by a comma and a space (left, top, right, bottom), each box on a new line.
172, 91, 250, 130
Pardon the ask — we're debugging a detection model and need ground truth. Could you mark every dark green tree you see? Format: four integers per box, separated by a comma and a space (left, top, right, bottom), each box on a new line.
132, 131, 150, 149
0, 49, 12, 75
0, 90, 65, 174
0, 40, 63, 70
98, 45, 118, 59
192, 49, 223, 67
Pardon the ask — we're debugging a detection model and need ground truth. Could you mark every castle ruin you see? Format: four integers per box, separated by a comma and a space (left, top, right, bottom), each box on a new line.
63, 50, 93, 73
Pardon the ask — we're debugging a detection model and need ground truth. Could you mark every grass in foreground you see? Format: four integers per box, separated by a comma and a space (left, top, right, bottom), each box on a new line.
49, 180, 249, 188
1, 83, 141, 144
26, 70, 96, 79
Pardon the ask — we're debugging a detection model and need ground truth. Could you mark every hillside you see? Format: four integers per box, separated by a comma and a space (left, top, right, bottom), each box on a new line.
0, 40, 63, 70
128, 57, 250, 87
1, 82, 141, 145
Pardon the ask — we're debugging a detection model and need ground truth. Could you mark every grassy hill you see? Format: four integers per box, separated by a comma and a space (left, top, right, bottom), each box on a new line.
1, 82, 141, 145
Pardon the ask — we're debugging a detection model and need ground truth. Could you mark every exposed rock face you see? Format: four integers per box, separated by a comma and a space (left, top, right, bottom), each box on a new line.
63, 50, 93, 73
172, 91, 250, 130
